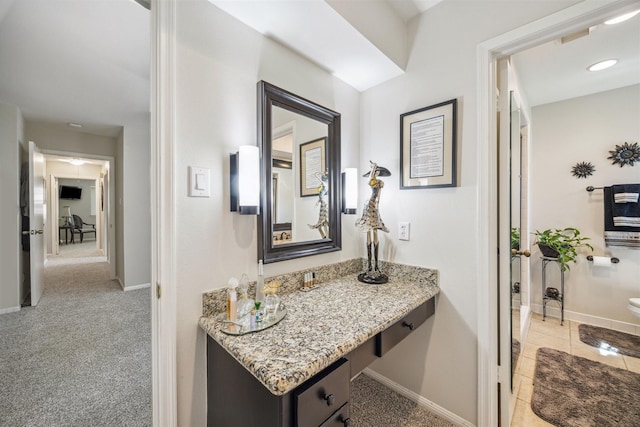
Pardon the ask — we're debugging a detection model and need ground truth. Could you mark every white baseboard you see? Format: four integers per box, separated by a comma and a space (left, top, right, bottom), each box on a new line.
531, 304, 640, 336
0, 306, 21, 315
362, 368, 475, 427
124, 282, 151, 292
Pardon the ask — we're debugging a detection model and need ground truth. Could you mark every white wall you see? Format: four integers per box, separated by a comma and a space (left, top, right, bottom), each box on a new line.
530, 85, 640, 324
116, 129, 125, 284
0, 102, 22, 311
25, 121, 118, 158
359, 1, 578, 423
173, 0, 579, 424
175, 2, 360, 425
120, 113, 151, 289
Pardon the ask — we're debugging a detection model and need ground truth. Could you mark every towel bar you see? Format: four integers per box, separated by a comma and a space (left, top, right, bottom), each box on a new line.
586, 255, 620, 263
586, 186, 604, 192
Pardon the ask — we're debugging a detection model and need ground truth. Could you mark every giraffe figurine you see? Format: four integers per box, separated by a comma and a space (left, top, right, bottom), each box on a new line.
355, 161, 391, 284
308, 171, 329, 239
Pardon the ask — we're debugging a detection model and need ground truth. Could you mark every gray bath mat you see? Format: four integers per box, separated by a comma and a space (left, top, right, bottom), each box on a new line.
579, 324, 640, 358
532, 347, 640, 427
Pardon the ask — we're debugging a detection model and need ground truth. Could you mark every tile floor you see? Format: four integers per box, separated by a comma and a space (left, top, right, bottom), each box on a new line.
510, 312, 640, 426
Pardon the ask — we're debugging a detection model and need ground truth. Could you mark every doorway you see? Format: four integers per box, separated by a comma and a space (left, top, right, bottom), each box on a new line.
477, 1, 640, 426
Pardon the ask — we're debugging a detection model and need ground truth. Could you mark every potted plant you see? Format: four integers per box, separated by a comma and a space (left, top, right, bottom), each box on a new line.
532, 227, 593, 271
511, 227, 520, 250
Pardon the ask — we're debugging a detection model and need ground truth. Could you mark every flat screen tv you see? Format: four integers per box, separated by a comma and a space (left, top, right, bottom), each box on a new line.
60, 185, 82, 200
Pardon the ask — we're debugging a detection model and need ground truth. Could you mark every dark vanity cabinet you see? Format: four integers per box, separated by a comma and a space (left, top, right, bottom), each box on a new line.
206, 298, 435, 427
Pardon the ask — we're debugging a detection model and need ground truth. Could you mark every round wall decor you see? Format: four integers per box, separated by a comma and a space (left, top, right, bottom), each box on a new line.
607, 142, 640, 167
571, 161, 595, 179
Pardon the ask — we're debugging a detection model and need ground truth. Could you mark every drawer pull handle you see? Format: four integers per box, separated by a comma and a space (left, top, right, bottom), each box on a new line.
341, 416, 351, 427
323, 393, 335, 406
402, 321, 414, 331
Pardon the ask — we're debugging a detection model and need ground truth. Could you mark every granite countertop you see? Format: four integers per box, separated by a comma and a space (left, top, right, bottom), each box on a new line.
199, 263, 439, 396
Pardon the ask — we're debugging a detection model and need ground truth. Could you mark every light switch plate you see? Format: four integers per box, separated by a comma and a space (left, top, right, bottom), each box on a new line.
398, 222, 410, 241
189, 166, 210, 197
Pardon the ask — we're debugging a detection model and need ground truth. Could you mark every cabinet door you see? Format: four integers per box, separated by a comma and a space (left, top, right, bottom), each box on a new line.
319, 403, 350, 427
295, 359, 350, 427
376, 298, 435, 356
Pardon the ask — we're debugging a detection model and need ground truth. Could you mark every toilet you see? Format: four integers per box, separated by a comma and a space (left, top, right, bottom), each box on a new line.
629, 298, 640, 317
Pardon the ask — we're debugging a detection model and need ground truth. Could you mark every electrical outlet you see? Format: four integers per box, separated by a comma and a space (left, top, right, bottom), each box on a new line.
398, 222, 410, 241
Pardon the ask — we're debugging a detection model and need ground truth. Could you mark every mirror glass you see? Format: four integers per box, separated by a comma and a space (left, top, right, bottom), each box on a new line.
258, 81, 341, 263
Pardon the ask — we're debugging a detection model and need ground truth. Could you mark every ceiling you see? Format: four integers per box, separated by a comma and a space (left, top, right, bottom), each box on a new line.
511, 9, 640, 107
0, 0, 149, 137
0, 0, 637, 141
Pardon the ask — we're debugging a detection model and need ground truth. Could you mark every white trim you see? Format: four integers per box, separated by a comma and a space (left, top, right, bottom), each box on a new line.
476, 1, 640, 425
0, 306, 21, 315
151, 0, 177, 426
362, 369, 475, 427
124, 282, 152, 292
530, 304, 640, 336
116, 277, 125, 290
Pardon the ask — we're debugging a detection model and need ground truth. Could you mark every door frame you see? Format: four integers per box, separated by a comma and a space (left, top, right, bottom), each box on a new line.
151, 0, 177, 425
476, 1, 640, 425
42, 149, 115, 278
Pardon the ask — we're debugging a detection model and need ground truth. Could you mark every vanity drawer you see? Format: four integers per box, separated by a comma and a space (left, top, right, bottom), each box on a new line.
376, 298, 435, 357
295, 358, 350, 427
348, 336, 377, 379
319, 403, 350, 427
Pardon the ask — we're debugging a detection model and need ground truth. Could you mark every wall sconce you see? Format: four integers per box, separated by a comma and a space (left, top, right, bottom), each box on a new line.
230, 146, 260, 215
342, 168, 357, 214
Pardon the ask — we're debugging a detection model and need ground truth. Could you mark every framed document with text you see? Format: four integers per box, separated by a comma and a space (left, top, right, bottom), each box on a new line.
400, 99, 457, 189
299, 137, 326, 197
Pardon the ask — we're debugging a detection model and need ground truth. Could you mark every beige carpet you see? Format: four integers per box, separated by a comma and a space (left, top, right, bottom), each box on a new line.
350, 374, 456, 427
0, 252, 151, 426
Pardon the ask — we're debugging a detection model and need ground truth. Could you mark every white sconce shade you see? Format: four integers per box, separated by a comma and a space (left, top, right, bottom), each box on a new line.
230, 145, 260, 215
342, 168, 357, 214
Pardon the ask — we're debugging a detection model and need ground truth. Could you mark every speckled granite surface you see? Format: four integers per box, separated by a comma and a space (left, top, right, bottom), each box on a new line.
199, 260, 439, 396
202, 258, 363, 318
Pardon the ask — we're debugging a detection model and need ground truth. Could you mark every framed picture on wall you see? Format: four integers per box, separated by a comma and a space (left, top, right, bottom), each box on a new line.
299, 137, 326, 197
400, 98, 457, 189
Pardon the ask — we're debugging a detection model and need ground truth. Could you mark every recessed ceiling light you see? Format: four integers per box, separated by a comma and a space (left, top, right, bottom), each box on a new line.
587, 59, 618, 71
605, 10, 640, 25
68, 122, 82, 128
69, 159, 85, 166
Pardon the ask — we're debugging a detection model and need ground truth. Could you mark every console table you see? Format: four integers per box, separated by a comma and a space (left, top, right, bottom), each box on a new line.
200, 270, 439, 427
59, 225, 74, 244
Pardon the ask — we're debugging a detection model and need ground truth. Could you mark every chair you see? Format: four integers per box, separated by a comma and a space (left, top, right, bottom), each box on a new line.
71, 214, 96, 243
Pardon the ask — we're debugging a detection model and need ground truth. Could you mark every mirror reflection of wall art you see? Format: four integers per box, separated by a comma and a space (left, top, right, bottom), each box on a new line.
571, 161, 595, 179
608, 142, 640, 167
400, 98, 457, 189
300, 137, 326, 197
308, 171, 329, 239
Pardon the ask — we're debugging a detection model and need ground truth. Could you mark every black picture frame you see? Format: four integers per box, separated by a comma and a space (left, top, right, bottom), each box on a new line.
400, 98, 457, 189
299, 137, 326, 197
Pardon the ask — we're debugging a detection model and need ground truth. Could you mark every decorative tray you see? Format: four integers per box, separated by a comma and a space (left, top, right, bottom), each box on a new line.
220, 304, 287, 336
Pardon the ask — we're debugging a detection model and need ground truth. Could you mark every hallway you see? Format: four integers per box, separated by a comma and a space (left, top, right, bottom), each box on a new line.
0, 248, 151, 426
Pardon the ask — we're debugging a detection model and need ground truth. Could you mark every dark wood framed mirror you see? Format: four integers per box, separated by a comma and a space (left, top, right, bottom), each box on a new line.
258, 81, 342, 263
